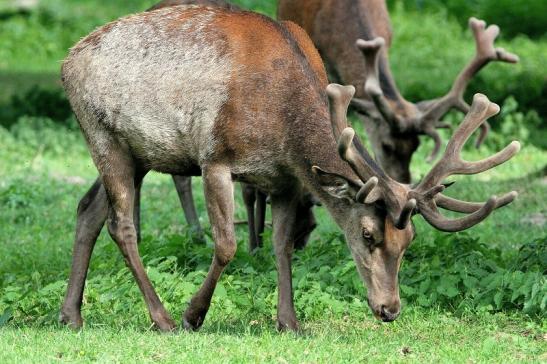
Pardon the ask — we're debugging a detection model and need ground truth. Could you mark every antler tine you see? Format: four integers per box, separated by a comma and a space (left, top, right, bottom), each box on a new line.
424, 127, 443, 163
395, 199, 416, 229
419, 18, 519, 147
338, 128, 396, 206
356, 38, 404, 132
338, 128, 382, 183
410, 94, 520, 233
418, 94, 518, 189
419, 197, 497, 232
327, 83, 356, 140
435, 191, 517, 213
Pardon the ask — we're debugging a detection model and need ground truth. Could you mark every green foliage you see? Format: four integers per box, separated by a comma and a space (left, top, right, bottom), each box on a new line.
0, 139, 545, 325
390, 7, 547, 119
389, 0, 547, 38
0, 86, 72, 128
0, 2, 545, 360
1, 123, 546, 330
231, 0, 276, 16
486, 97, 545, 150
401, 234, 547, 315
0, 0, 545, 119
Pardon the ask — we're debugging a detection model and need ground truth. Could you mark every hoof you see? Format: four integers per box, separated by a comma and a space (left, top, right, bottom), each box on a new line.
59, 310, 83, 330
182, 317, 201, 331
182, 308, 208, 331
151, 312, 177, 333
154, 319, 177, 333
276, 318, 300, 332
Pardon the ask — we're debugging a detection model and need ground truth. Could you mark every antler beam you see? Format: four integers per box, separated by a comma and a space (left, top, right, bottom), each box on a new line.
355, 38, 405, 132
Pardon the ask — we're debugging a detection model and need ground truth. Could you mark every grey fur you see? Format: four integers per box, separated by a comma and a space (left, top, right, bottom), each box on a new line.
63, 7, 230, 171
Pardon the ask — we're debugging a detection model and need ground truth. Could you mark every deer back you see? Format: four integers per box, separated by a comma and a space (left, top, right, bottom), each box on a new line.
62, 7, 330, 185
278, 0, 396, 100
148, 0, 240, 11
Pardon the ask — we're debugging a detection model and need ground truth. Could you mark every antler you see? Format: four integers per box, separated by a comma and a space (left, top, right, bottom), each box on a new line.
327, 84, 385, 203
328, 83, 412, 224
409, 94, 520, 232
352, 37, 405, 133
327, 83, 356, 139
329, 84, 519, 232
353, 18, 519, 163
418, 18, 520, 150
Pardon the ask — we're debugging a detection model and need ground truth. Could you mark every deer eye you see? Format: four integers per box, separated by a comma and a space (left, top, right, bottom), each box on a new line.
362, 228, 373, 242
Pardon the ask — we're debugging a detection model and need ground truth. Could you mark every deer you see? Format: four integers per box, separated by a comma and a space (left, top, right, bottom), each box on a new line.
59, 5, 519, 332
71, 0, 317, 254
277, 0, 519, 183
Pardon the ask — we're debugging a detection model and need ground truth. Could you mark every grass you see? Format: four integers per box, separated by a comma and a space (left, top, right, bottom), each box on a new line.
0, 0, 546, 362
0, 312, 544, 363
0, 112, 545, 363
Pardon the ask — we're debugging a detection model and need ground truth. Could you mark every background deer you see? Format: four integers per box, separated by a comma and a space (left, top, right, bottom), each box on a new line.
60, 5, 518, 332
277, 0, 518, 183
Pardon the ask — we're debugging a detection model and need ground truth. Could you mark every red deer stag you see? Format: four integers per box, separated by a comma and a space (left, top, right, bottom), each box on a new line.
278, 0, 519, 183
60, 6, 519, 332
74, 0, 316, 254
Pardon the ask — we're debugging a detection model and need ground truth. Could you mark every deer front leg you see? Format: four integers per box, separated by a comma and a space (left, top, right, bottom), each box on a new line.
183, 164, 236, 331
60, 178, 107, 329
271, 192, 299, 332
172, 175, 205, 242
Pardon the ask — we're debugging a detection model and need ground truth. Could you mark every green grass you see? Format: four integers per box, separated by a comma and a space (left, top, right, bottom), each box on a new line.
0, 312, 544, 363
0, 0, 546, 362
0, 113, 545, 362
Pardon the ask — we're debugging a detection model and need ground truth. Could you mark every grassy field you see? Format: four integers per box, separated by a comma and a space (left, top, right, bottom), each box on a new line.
0, 0, 546, 362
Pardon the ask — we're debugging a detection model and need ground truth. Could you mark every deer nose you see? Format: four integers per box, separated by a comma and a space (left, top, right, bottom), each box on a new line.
380, 305, 400, 322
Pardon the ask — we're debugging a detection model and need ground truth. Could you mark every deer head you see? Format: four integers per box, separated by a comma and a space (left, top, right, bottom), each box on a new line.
351, 18, 519, 182
316, 84, 519, 321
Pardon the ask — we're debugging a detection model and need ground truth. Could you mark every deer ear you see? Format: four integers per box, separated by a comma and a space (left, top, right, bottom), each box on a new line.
312, 166, 359, 202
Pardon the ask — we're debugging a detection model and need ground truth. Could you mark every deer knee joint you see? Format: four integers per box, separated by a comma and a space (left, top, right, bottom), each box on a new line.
215, 240, 236, 266
108, 216, 137, 244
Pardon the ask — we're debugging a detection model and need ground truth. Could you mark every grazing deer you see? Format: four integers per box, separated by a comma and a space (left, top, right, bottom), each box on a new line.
277, 0, 519, 183
75, 0, 315, 253
60, 6, 518, 331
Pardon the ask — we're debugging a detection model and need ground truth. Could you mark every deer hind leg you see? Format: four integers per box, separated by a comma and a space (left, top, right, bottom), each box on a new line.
241, 183, 258, 252
172, 175, 205, 242
59, 177, 107, 329
183, 164, 236, 331
271, 191, 299, 332
133, 179, 143, 243
92, 137, 175, 332
242, 184, 268, 252
254, 190, 267, 248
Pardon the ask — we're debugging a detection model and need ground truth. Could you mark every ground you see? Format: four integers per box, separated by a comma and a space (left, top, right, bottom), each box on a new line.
0, 0, 545, 363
